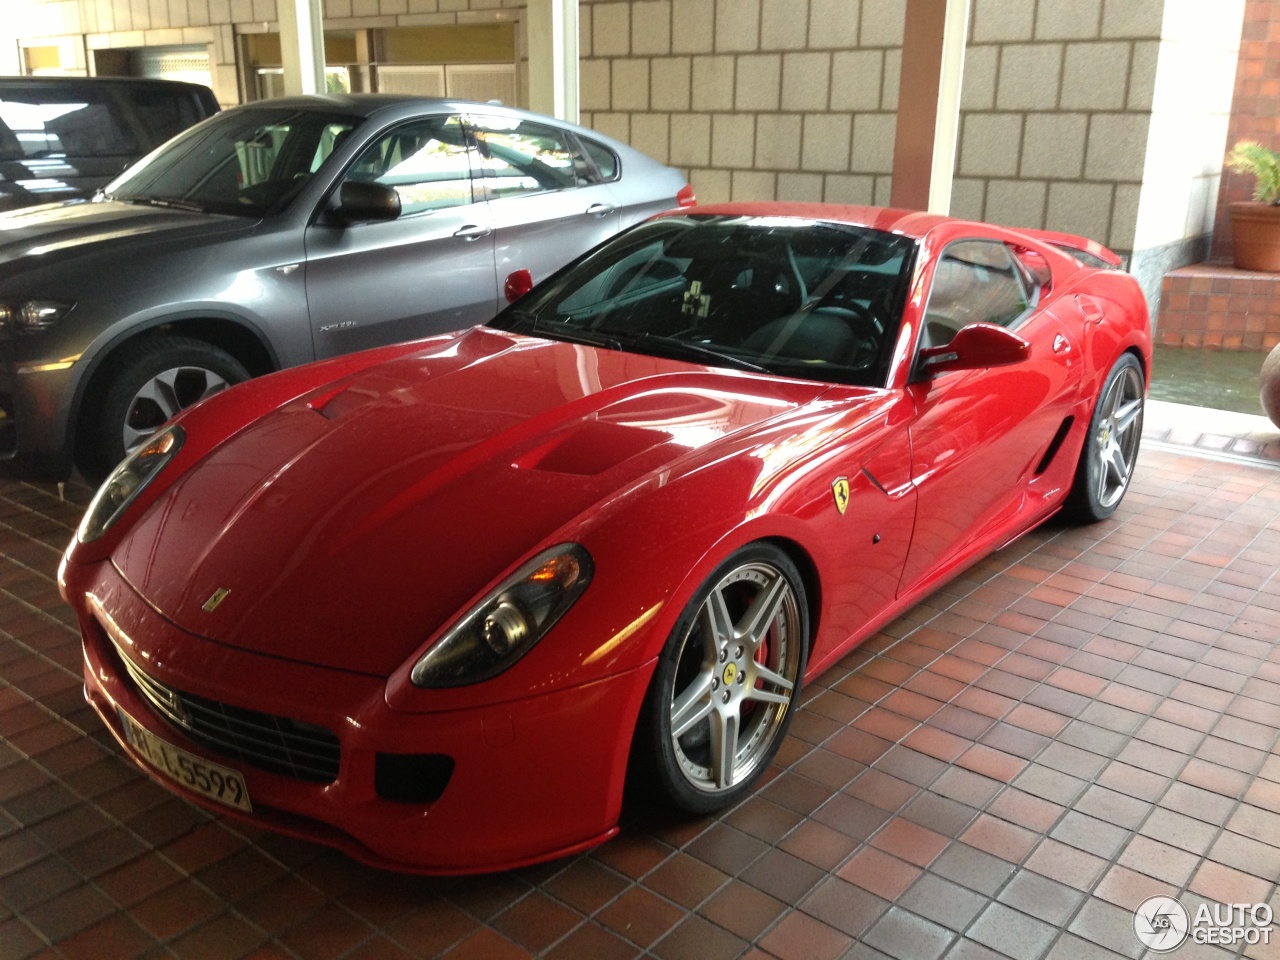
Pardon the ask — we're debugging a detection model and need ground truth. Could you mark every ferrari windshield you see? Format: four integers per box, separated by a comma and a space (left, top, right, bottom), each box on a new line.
104, 106, 362, 217
490, 213, 917, 387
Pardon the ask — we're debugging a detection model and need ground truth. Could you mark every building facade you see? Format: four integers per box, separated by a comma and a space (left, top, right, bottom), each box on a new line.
2, 0, 1252, 310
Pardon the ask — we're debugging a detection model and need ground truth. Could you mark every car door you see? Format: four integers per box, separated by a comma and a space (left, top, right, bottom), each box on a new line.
466, 113, 623, 293
898, 238, 1082, 593
303, 114, 498, 359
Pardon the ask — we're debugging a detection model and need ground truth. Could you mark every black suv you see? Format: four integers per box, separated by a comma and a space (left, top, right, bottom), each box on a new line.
0, 76, 219, 211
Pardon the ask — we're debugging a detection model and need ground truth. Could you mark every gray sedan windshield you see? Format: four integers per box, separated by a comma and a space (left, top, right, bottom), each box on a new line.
105, 107, 360, 216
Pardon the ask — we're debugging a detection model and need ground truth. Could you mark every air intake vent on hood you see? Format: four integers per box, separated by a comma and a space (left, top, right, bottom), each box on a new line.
517, 420, 665, 476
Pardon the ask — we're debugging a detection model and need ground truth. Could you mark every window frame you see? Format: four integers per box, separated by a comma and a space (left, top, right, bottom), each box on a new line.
336, 113, 480, 218
464, 114, 603, 203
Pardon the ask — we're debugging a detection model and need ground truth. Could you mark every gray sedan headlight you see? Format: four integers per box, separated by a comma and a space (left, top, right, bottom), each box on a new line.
0, 299, 76, 334
411, 544, 593, 688
77, 426, 184, 543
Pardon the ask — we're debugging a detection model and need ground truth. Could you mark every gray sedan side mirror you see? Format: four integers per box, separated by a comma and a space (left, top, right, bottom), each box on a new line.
334, 181, 401, 224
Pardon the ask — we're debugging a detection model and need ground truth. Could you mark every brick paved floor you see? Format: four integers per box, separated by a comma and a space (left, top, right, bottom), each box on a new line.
2, 439, 1280, 959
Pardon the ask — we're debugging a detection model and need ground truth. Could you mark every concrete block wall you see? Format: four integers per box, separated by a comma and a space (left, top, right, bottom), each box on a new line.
949, 0, 1162, 257
7, 0, 526, 108
578, 0, 906, 205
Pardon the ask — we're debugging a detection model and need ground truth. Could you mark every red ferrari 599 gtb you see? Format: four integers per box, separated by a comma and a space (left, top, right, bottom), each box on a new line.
61, 204, 1151, 873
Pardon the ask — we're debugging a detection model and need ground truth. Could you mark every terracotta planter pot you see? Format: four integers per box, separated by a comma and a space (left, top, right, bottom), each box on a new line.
1229, 201, 1280, 272
1261, 341, 1280, 429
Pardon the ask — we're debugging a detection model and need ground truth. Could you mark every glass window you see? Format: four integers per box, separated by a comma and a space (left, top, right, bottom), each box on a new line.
0, 89, 136, 161
105, 107, 360, 216
468, 115, 593, 200
489, 214, 916, 388
580, 137, 618, 180
919, 240, 1031, 350
117, 87, 207, 148
343, 115, 474, 216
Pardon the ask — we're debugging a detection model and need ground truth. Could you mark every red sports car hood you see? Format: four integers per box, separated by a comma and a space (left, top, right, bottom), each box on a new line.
112, 327, 828, 675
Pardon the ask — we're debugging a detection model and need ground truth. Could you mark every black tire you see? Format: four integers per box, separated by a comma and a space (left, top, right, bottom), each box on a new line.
76, 336, 249, 483
638, 542, 809, 815
1063, 351, 1145, 524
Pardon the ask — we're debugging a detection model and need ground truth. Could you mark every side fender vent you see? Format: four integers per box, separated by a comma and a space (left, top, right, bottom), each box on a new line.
1035, 416, 1075, 475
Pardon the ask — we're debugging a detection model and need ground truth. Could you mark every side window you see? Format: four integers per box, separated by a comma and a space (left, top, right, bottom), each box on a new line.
344, 115, 474, 216
920, 239, 1031, 349
468, 115, 591, 200
580, 137, 618, 180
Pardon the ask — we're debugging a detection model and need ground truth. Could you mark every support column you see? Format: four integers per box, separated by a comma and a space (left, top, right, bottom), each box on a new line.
527, 0, 579, 122
890, 0, 971, 214
278, 0, 326, 96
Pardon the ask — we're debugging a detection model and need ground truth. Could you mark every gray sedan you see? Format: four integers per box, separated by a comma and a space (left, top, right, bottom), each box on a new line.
0, 95, 692, 480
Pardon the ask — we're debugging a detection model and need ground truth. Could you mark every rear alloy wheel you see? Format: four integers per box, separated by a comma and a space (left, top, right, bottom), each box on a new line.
1065, 352, 1144, 523
643, 543, 808, 814
78, 336, 249, 483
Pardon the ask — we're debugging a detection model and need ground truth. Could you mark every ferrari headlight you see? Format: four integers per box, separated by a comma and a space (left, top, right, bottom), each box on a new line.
411, 543, 593, 688
77, 426, 184, 543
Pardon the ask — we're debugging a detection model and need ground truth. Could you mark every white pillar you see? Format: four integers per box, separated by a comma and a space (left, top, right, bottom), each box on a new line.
890, 0, 971, 214
527, 0, 579, 122
278, 0, 326, 96
929, 0, 970, 214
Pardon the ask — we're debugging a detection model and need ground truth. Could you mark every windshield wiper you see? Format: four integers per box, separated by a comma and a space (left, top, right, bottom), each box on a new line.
113, 195, 207, 213
504, 311, 622, 350
622, 333, 766, 372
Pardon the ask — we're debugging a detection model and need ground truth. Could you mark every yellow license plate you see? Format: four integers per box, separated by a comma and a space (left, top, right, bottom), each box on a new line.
117, 707, 253, 813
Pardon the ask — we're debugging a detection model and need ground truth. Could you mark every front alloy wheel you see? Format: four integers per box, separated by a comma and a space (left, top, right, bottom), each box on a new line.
77, 335, 249, 483
645, 543, 808, 813
122, 366, 231, 454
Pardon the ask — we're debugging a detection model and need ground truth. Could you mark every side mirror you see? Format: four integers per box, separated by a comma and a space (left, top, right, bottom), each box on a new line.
919, 322, 1031, 375
504, 268, 534, 304
333, 181, 401, 224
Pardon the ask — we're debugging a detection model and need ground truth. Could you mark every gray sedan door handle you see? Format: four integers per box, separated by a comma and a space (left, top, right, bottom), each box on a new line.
586, 203, 616, 218
453, 224, 493, 240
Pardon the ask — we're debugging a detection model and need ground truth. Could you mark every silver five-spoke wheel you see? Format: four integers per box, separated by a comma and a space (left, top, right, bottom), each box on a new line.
1065, 352, 1145, 523
77, 335, 249, 483
123, 366, 231, 454
643, 544, 808, 813
1092, 362, 1143, 510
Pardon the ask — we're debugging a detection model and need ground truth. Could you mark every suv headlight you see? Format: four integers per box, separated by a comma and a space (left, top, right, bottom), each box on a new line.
0, 299, 75, 334
77, 426, 184, 543
411, 543, 593, 688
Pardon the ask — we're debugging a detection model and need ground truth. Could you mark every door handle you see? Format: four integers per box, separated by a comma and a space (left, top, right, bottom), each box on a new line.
453, 224, 492, 241
1053, 333, 1071, 354
1076, 294, 1105, 324
586, 203, 616, 218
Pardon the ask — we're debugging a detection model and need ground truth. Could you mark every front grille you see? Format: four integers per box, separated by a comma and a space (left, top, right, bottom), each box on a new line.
117, 648, 341, 784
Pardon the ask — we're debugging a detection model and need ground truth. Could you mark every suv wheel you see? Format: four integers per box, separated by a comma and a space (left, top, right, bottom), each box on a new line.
77, 336, 249, 483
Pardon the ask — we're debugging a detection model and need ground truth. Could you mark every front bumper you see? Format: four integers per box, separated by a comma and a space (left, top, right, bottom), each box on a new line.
68, 558, 651, 874
0, 360, 78, 478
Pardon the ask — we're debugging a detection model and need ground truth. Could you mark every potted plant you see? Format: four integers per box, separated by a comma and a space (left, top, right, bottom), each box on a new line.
1225, 140, 1280, 272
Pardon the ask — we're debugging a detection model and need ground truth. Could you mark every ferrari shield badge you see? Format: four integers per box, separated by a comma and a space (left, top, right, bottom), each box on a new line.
832, 477, 850, 515
202, 588, 231, 613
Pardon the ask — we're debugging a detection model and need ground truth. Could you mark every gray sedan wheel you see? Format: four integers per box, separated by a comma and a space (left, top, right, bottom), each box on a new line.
643, 543, 808, 814
78, 336, 249, 483
120, 365, 231, 454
